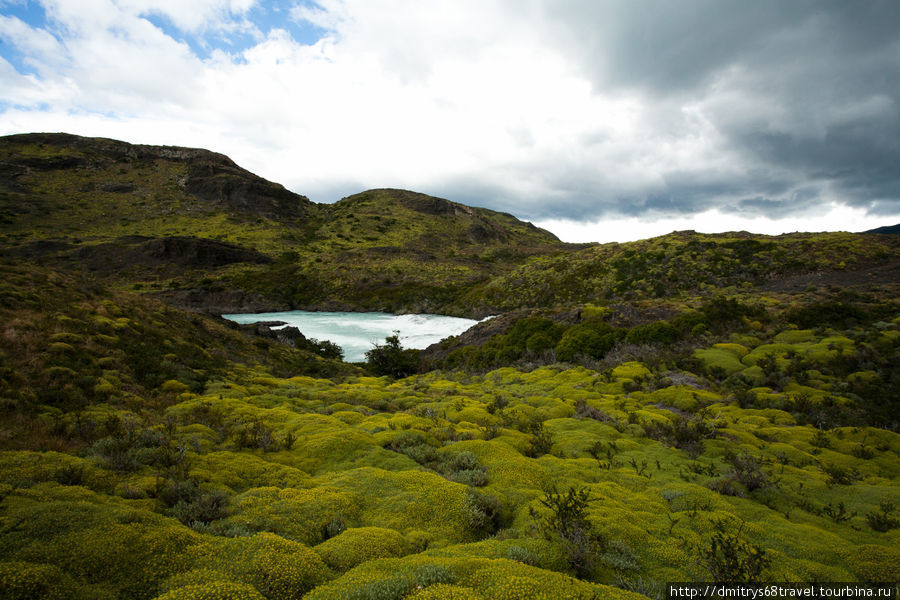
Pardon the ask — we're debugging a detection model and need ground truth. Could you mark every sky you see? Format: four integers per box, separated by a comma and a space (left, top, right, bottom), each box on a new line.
1, 0, 899, 243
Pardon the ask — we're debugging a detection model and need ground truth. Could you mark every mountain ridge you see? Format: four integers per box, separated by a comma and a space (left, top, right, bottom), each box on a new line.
2, 132, 898, 317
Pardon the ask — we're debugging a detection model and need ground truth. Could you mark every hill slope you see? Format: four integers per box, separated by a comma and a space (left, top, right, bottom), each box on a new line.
0, 133, 566, 315
865, 223, 900, 235
454, 230, 900, 312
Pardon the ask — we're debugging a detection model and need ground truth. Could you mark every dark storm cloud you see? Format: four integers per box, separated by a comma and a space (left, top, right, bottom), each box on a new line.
532, 0, 900, 220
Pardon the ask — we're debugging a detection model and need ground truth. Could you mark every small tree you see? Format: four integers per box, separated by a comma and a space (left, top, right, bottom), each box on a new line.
365, 332, 419, 378
529, 486, 602, 577
697, 518, 770, 583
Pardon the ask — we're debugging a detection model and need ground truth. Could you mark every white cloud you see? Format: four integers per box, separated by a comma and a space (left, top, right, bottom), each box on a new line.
0, 14, 68, 73
536, 203, 900, 244
120, 0, 257, 32
0, 0, 897, 240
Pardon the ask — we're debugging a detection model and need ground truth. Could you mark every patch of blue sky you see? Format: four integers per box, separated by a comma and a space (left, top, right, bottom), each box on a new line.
251, 2, 327, 45
0, 0, 48, 28
0, 0, 53, 76
140, 2, 327, 60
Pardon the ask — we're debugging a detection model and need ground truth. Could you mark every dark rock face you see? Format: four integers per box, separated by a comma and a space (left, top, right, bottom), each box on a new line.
135, 236, 273, 268
468, 223, 507, 243
99, 183, 137, 193
3, 236, 273, 272
158, 287, 285, 314
397, 191, 474, 217
3, 239, 74, 259
185, 159, 310, 221
231, 322, 308, 347
0, 132, 315, 223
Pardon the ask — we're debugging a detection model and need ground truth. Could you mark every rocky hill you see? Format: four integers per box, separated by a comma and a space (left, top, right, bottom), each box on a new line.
0, 133, 565, 315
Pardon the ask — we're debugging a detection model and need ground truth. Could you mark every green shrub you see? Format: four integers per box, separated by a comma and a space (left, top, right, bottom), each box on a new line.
165, 481, 229, 527
529, 487, 601, 577
366, 335, 420, 378
315, 527, 412, 572
643, 412, 718, 458
701, 296, 760, 326
188, 533, 331, 600
697, 519, 770, 583
464, 488, 508, 539
154, 581, 266, 600
0, 561, 79, 600
865, 500, 898, 532
555, 325, 616, 362
505, 317, 563, 351
625, 321, 678, 345
784, 301, 867, 329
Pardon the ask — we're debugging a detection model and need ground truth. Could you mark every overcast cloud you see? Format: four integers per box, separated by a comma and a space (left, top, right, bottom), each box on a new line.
1, 0, 898, 241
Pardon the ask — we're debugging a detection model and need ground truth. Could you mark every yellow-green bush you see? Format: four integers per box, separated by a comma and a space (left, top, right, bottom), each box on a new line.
153, 581, 266, 600
189, 452, 312, 492
407, 584, 485, 599
315, 527, 412, 571
460, 558, 645, 600
0, 561, 79, 600
694, 348, 745, 375
227, 487, 360, 545
843, 544, 900, 582
181, 533, 331, 600
0, 451, 109, 491
612, 362, 651, 380
320, 468, 475, 545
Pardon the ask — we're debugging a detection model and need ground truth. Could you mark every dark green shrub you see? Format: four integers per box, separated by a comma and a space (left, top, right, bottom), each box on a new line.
865, 500, 898, 532
525, 421, 553, 458
821, 463, 861, 486
725, 451, 773, 493
555, 325, 616, 362
525, 332, 557, 354
700, 296, 761, 326
784, 301, 867, 329
697, 519, 770, 583
90, 427, 171, 473
366, 334, 420, 378
232, 419, 280, 452
643, 412, 717, 458
625, 321, 678, 345
52, 464, 85, 486
671, 310, 707, 334
162, 479, 229, 526
506, 317, 563, 351
600, 539, 641, 573
529, 486, 602, 577
822, 502, 855, 524
310, 338, 343, 360
464, 488, 508, 538
384, 431, 439, 466
445, 452, 488, 487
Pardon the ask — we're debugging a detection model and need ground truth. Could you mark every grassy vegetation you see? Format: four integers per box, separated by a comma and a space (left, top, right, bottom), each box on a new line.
0, 132, 897, 599
1, 134, 566, 316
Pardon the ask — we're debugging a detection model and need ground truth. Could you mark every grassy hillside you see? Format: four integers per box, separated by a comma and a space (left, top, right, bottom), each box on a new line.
0, 260, 358, 450
454, 230, 900, 313
1, 132, 898, 599
1, 134, 565, 315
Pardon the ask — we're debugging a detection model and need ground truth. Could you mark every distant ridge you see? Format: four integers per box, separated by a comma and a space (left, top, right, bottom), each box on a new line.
865, 223, 900, 235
